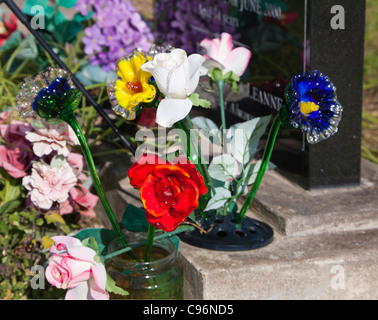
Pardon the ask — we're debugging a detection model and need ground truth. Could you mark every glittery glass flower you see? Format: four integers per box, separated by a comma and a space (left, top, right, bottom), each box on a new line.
16, 67, 81, 120
279, 70, 343, 144
107, 50, 156, 120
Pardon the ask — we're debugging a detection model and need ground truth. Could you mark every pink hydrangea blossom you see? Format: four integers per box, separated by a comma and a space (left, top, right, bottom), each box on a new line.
25, 119, 79, 157
46, 236, 109, 300
60, 184, 99, 217
67, 152, 88, 182
22, 159, 78, 210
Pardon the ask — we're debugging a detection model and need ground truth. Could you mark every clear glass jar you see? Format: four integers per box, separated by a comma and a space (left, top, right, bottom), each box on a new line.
106, 234, 183, 299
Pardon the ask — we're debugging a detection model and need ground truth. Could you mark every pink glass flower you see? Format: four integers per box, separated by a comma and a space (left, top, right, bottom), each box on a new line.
22, 159, 78, 210
46, 236, 108, 300
200, 32, 252, 77
25, 119, 79, 157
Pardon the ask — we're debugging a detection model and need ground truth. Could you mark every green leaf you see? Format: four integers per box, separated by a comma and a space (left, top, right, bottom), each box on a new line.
73, 11, 94, 22
0, 168, 22, 203
0, 200, 21, 215
208, 154, 240, 182
0, 31, 21, 54
105, 274, 129, 296
191, 116, 222, 146
228, 115, 271, 164
44, 212, 66, 225
81, 236, 99, 254
122, 204, 149, 233
223, 71, 240, 93
9, 213, 20, 223
56, 0, 77, 8
15, 35, 38, 60
56, 20, 84, 44
223, 71, 240, 83
204, 187, 232, 211
167, 235, 180, 252
189, 93, 211, 109
242, 160, 276, 188
62, 89, 82, 111
74, 228, 117, 259
22, 0, 49, 16
244, 160, 262, 186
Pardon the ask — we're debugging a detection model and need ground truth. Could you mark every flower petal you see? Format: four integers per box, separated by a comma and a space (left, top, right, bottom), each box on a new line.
66, 246, 96, 264
65, 282, 90, 300
88, 278, 109, 300
222, 47, 252, 76
91, 263, 107, 292
145, 209, 187, 232
175, 158, 208, 195
217, 33, 234, 63
185, 54, 206, 94
141, 60, 170, 95
155, 98, 193, 127
199, 38, 220, 60
128, 154, 164, 188
140, 174, 170, 218
51, 236, 82, 253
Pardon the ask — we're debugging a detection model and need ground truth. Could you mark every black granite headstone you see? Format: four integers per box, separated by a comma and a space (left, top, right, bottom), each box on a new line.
153, 0, 365, 189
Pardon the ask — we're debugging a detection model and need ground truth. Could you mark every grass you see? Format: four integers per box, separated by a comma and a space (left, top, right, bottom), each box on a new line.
362, 0, 378, 164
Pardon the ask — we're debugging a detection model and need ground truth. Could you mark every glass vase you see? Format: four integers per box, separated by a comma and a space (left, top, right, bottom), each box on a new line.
106, 234, 183, 299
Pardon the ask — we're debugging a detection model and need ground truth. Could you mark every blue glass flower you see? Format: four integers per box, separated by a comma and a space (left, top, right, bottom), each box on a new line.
279, 70, 343, 144
16, 67, 81, 120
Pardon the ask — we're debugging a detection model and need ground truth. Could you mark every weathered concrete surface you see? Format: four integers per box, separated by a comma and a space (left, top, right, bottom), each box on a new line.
250, 158, 378, 237
177, 158, 378, 299
178, 227, 378, 300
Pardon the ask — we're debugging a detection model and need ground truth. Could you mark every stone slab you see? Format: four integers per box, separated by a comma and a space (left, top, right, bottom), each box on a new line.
178, 227, 378, 300
249, 158, 378, 237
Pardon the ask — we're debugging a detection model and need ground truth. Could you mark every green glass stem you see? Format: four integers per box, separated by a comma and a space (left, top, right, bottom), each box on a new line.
144, 225, 156, 262
58, 107, 127, 247
235, 115, 282, 224
174, 120, 191, 161
174, 120, 207, 218
216, 80, 227, 153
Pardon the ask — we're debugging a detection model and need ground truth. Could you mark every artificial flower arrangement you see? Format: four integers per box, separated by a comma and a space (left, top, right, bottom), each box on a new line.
12, 31, 342, 299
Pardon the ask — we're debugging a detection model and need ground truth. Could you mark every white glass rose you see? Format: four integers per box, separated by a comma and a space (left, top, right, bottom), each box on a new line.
141, 48, 205, 127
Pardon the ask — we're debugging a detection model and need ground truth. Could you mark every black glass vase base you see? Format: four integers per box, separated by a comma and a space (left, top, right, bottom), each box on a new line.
179, 214, 274, 251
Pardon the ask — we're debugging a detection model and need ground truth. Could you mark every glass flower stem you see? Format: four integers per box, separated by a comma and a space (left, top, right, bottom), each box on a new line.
174, 120, 206, 219
216, 80, 227, 153
144, 225, 156, 262
235, 115, 282, 224
58, 107, 128, 247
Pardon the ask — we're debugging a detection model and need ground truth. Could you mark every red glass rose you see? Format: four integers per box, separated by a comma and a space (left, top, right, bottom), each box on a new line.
128, 154, 207, 232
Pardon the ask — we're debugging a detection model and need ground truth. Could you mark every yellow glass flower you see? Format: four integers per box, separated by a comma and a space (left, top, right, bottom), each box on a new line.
108, 51, 156, 120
